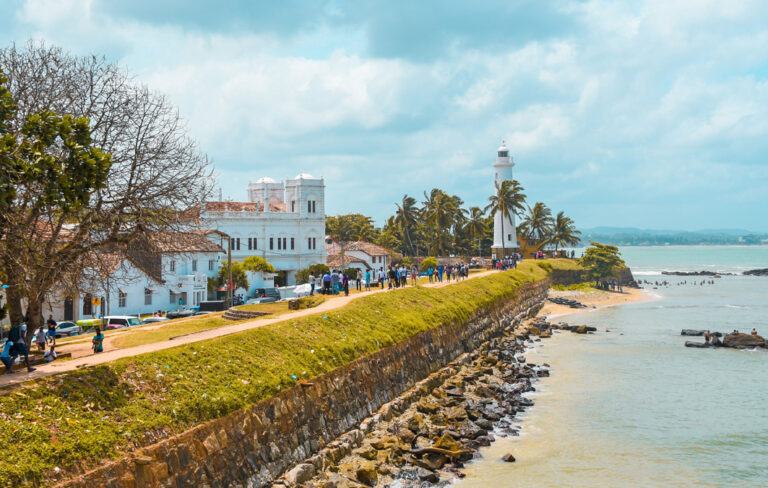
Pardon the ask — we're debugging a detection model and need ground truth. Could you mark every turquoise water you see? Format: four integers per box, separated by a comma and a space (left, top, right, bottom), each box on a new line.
457, 246, 768, 487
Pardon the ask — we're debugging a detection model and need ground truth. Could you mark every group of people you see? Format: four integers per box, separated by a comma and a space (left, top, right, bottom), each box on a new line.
2, 318, 105, 375
494, 255, 521, 271
596, 279, 624, 292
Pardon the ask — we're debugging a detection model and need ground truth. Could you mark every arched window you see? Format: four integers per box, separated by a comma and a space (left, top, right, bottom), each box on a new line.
83, 294, 93, 315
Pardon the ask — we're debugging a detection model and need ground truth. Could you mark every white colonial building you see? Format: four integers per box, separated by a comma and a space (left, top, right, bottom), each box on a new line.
325, 238, 390, 276
492, 141, 518, 258
195, 173, 326, 286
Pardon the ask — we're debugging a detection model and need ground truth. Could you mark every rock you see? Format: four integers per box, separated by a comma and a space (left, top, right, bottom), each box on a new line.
370, 436, 399, 450
539, 330, 551, 338
417, 397, 441, 414
355, 461, 378, 486
445, 406, 468, 422
723, 333, 765, 348
528, 326, 541, 336
355, 444, 378, 460
501, 453, 516, 462
684, 341, 711, 348
573, 325, 588, 334
743, 268, 768, 276
433, 433, 460, 452
285, 463, 315, 484
681, 329, 705, 336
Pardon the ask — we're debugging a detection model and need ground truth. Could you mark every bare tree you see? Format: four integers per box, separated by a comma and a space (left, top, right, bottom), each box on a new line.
0, 41, 214, 340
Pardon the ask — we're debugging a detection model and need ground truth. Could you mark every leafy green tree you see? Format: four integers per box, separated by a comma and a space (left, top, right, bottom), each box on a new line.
485, 180, 527, 258
579, 242, 626, 280
0, 44, 212, 341
218, 261, 249, 291
295, 263, 330, 284
464, 206, 487, 256
326, 214, 378, 242
519, 202, 554, 242
395, 195, 418, 256
242, 255, 276, 273
547, 211, 582, 251
420, 256, 438, 271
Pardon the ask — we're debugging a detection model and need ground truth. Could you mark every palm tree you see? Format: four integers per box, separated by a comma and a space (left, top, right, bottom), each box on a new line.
464, 206, 487, 256
519, 202, 554, 244
422, 189, 460, 255
547, 211, 582, 251
485, 179, 527, 258
394, 195, 418, 256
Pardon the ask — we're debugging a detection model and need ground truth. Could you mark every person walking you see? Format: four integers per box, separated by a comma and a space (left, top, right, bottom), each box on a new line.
46, 315, 57, 347
331, 270, 340, 295
342, 272, 350, 296
356, 269, 363, 291
411, 266, 417, 286
308, 272, 316, 296
365, 269, 372, 291
323, 272, 331, 294
428, 267, 433, 283
378, 267, 385, 288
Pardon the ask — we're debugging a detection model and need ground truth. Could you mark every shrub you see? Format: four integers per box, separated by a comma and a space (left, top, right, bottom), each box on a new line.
242, 255, 276, 273
420, 256, 438, 271
295, 264, 330, 284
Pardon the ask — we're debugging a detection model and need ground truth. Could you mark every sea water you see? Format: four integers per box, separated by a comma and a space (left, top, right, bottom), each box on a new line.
456, 246, 768, 487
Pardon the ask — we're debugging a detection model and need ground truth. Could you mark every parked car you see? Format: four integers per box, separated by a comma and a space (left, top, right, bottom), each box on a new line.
103, 316, 142, 330
140, 317, 170, 325
54, 321, 82, 337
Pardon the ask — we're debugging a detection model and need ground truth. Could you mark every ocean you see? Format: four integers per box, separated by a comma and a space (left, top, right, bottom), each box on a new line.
456, 246, 768, 487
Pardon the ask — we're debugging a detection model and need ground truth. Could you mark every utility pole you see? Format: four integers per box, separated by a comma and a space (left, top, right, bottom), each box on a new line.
227, 237, 233, 309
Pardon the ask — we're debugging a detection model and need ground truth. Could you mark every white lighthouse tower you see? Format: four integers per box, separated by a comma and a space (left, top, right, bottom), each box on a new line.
492, 140, 518, 257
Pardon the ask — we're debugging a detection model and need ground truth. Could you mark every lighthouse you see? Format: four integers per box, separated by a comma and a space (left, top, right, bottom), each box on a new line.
492, 140, 518, 257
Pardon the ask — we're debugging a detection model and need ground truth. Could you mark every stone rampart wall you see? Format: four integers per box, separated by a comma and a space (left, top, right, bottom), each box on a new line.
58, 279, 549, 488
550, 267, 636, 286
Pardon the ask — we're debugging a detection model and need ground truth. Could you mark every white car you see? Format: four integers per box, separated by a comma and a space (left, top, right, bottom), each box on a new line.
103, 316, 142, 330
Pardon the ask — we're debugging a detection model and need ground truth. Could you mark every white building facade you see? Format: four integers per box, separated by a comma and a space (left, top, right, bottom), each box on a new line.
198, 173, 326, 287
492, 141, 518, 257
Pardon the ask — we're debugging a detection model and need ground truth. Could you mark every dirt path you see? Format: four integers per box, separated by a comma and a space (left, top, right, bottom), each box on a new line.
0, 270, 497, 388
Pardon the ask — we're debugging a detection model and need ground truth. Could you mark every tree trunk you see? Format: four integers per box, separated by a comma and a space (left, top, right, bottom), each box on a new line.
500, 212, 506, 260
25, 295, 44, 344
5, 284, 24, 328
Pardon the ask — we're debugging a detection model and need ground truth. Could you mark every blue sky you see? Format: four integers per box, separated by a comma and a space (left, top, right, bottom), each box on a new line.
3, 0, 768, 231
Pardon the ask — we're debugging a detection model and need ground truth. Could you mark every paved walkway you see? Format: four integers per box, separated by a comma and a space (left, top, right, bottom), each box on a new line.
0, 270, 497, 388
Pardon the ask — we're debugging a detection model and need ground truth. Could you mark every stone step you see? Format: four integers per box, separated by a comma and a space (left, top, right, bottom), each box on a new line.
222, 308, 272, 320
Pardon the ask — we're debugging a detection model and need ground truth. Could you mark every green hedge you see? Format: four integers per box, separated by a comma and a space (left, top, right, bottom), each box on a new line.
0, 261, 562, 486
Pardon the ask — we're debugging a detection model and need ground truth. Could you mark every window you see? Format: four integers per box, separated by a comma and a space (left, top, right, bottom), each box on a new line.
308, 200, 312, 213
169, 291, 176, 305
308, 237, 312, 250
290, 237, 295, 250
236, 238, 240, 250
253, 237, 257, 250
208, 259, 215, 271
83, 294, 93, 315
312, 201, 316, 213
144, 288, 152, 305
282, 237, 287, 250
278, 238, 282, 250
170, 260, 176, 272
118, 291, 127, 308
270, 237, 274, 250
291, 200, 295, 212
192, 259, 197, 272
230, 238, 241, 251
507, 234, 512, 241
248, 237, 252, 250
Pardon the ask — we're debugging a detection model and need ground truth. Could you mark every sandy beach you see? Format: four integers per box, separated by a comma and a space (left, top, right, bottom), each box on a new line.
537, 286, 654, 319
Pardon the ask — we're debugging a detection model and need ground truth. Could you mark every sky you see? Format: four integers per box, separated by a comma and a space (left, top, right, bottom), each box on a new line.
2, 0, 768, 231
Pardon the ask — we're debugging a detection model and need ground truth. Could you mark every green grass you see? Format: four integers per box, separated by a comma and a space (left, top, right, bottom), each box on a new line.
0, 260, 569, 486
551, 282, 598, 292
110, 316, 249, 349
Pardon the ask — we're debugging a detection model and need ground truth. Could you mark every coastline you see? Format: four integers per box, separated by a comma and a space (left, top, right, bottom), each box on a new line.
537, 286, 656, 320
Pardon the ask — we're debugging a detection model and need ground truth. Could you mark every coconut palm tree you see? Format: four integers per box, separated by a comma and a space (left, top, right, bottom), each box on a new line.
394, 195, 418, 256
464, 206, 487, 256
519, 202, 554, 244
422, 188, 461, 255
485, 179, 527, 258
547, 211, 582, 251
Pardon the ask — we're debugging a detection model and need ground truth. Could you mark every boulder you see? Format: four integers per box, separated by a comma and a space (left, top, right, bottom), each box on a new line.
355, 444, 378, 460
681, 329, 705, 336
445, 406, 468, 422
684, 341, 711, 348
723, 333, 765, 348
285, 463, 315, 485
573, 325, 588, 334
417, 397, 441, 414
501, 453, 516, 462
433, 433, 460, 452
355, 461, 378, 486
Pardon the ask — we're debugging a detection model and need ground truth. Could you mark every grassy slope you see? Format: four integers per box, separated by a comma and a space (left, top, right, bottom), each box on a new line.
0, 260, 570, 486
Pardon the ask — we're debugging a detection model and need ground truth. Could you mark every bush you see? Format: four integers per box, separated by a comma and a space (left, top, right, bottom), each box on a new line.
242, 255, 276, 273
420, 256, 438, 271
295, 263, 330, 284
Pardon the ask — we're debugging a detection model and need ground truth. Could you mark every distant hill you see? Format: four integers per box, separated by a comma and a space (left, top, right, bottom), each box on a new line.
578, 227, 768, 246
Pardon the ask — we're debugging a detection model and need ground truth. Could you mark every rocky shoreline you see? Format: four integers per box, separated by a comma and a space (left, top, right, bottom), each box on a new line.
276, 317, 592, 488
